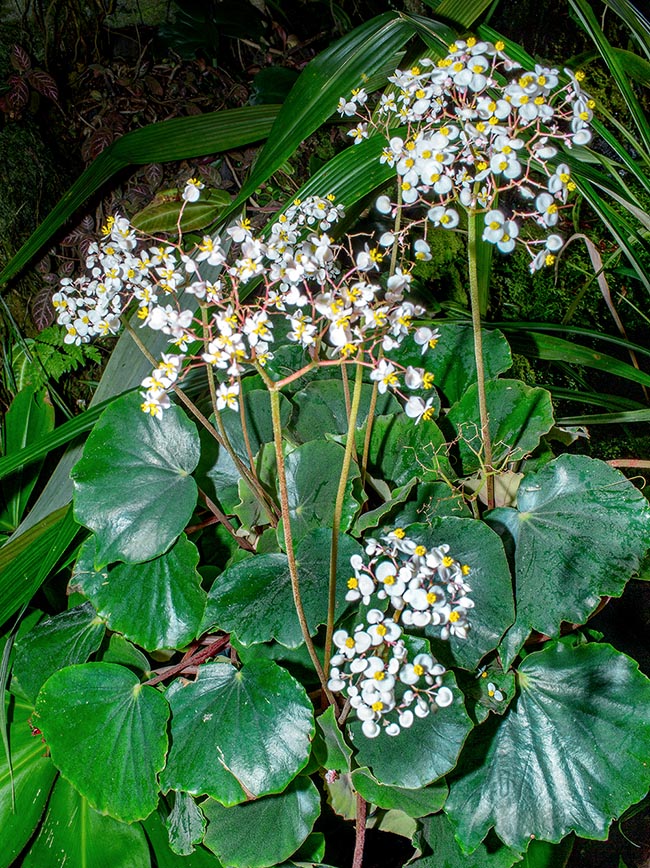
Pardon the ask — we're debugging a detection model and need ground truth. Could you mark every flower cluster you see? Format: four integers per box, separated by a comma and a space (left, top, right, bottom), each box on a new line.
328, 529, 473, 738
339, 37, 593, 272
51, 194, 442, 423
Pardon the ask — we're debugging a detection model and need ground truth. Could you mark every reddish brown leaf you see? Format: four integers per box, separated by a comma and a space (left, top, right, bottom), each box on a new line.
6, 75, 29, 112
27, 69, 60, 104
32, 285, 56, 330
10, 44, 31, 72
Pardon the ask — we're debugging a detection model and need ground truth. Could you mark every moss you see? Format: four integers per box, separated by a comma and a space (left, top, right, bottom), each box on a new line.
412, 228, 467, 306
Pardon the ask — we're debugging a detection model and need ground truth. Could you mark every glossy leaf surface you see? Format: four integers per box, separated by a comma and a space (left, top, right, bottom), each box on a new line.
71, 392, 200, 566
410, 519, 514, 670
0, 699, 57, 868
351, 768, 447, 817
292, 381, 400, 443
202, 777, 320, 868
350, 670, 472, 788
283, 441, 360, 544
488, 455, 650, 664
12, 602, 105, 704
201, 528, 362, 648
72, 534, 206, 651
161, 660, 314, 805
410, 812, 521, 868
448, 380, 554, 474
36, 663, 169, 822
446, 641, 650, 851
22, 776, 150, 868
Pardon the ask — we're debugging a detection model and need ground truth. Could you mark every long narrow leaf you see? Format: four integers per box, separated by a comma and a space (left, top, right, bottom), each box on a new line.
0, 506, 78, 627
568, 0, 650, 153
557, 408, 650, 424
223, 12, 418, 217
543, 385, 644, 411
604, 0, 650, 60
0, 105, 280, 288
507, 330, 650, 389
429, 0, 494, 28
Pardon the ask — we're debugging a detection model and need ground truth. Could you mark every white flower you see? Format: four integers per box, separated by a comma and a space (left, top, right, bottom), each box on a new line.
405, 396, 435, 425
182, 177, 204, 202
216, 381, 240, 412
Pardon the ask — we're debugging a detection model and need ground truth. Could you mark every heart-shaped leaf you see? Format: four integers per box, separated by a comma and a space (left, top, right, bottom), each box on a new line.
72, 534, 206, 651
12, 602, 105, 704
283, 441, 360, 544
201, 529, 362, 648
36, 663, 169, 822
71, 392, 200, 566
202, 777, 320, 868
446, 641, 650, 852
487, 455, 650, 665
356, 414, 451, 488
0, 699, 57, 868
161, 660, 314, 805
292, 380, 400, 443
447, 380, 554, 474
22, 776, 150, 868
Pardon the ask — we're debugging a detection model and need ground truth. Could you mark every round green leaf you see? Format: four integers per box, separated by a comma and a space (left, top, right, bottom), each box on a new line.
201, 529, 362, 648
0, 699, 57, 868
283, 441, 360, 543
35, 663, 169, 822
292, 380, 400, 442
160, 660, 314, 805
12, 602, 105, 704
71, 391, 200, 566
202, 777, 320, 868
487, 455, 650, 665
72, 534, 206, 651
350, 768, 447, 817
447, 379, 554, 474
22, 775, 150, 868
446, 641, 650, 852
349, 670, 473, 788
142, 808, 224, 868
389, 323, 512, 407
410, 812, 521, 868
355, 414, 450, 487
410, 519, 515, 670
220, 389, 292, 460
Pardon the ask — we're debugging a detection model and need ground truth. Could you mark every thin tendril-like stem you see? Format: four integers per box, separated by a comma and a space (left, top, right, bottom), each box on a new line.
324, 357, 364, 675
467, 208, 495, 510
269, 387, 337, 706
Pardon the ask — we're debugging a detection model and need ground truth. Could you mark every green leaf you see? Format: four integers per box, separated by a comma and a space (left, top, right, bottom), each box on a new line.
292, 380, 400, 443
447, 380, 554, 475
356, 414, 451, 488
350, 767, 447, 817
393, 324, 512, 407
142, 808, 224, 868
202, 776, 320, 868
409, 519, 514, 670
95, 634, 151, 676
226, 13, 416, 215
165, 790, 206, 856
410, 812, 521, 868
221, 389, 292, 461
314, 705, 353, 773
22, 775, 151, 868
0, 105, 280, 289
201, 529, 362, 648
0, 505, 80, 627
36, 663, 169, 822
519, 838, 574, 868
446, 641, 650, 852
283, 441, 360, 544
160, 660, 314, 806
71, 392, 200, 566
72, 534, 206, 651
487, 455, 650, 665
0, 699, 57, 868
132, 188, 231, 234
350, 669, 472, 788
12, 602, 105, 705
0, 388, 54, 532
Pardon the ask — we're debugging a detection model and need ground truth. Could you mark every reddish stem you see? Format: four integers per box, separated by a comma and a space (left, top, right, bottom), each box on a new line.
352, 794, 367, 868
144, 635, 229, 687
